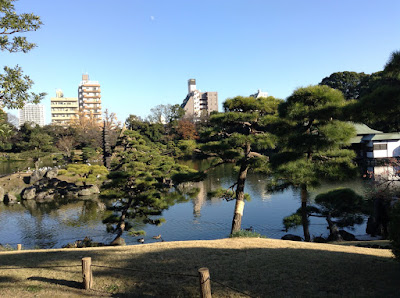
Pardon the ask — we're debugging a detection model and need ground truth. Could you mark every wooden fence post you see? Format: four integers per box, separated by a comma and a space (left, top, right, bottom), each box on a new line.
17, 244, 22, 251
82, 257, 93, 290
198, 267, 212, 298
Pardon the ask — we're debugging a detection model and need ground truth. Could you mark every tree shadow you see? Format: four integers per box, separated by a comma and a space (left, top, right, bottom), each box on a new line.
27, 276, 82, 289
0, 241, 399, 297
0, 276, 18, 283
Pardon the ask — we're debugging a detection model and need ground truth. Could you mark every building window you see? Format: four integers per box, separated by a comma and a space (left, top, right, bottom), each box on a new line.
373, 143, 387, 150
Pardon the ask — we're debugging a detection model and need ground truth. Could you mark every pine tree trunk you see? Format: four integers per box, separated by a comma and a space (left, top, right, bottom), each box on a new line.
326, 213, 342, 241
231, 159, 249, 234
301, 185, 311, 242
112, 197, 133, 243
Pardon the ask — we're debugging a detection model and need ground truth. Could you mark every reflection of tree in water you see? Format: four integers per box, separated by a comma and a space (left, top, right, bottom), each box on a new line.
17, 196, 107, 248
61, 199, 107, 227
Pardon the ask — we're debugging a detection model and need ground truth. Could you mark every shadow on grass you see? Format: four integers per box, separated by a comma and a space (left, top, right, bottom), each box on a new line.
0, 276, 19, 283
0, 243, 399, 297
28, 276, 82, 289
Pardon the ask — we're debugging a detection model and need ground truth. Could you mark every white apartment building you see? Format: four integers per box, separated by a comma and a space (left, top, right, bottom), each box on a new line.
78, 74, 102, 121
181, 79, 218, 118
250, 89, 269, 98
18, 104, 45, 128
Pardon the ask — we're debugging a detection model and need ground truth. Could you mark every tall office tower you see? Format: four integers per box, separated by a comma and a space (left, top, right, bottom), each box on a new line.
250, 89, 268, 98
50, 89, 79, 125
78, 74, 102, 121
181, 79, 218, 118
19, 104, 45, 128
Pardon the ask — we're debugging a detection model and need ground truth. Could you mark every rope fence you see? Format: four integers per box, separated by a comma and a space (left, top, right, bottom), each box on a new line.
1, 256, 256, 297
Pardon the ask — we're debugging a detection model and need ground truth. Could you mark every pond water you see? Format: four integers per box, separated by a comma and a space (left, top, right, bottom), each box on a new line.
0, 159, 56, 176
0, 161, 372, 249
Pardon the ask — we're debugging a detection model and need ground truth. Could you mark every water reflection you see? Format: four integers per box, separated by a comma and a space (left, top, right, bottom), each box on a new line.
0, 196, 111, 248
0, 161, 390, 249
0, 159, 56, 175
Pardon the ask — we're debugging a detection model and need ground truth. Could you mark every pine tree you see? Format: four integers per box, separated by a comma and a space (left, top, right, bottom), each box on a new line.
283, 188, 365, 241
201, 96, 282, 234
102, 130, 199, 244
271, 85, 357, 241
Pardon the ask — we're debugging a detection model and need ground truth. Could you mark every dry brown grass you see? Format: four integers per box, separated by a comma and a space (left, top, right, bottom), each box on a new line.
0, 238, 398, 297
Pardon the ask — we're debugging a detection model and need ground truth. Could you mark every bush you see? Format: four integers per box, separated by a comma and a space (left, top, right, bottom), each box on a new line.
60, 164, 109, 185
230, 230, 266, 238
389, 201, 400, 260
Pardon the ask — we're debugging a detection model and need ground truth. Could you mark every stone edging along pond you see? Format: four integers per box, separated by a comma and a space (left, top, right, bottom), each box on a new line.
0, 167, 100, 204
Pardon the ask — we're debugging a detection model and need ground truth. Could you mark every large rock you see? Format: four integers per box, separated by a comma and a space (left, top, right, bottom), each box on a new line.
30, 170, 46, 184
339, 230, 357, 241
0, 187, 4, 202
89, 185, 100, 194
78, 188, 92, 196
35, 191, 54, 202
4, 193, 17, 204
313, 236, 327, 243
110, 237, 126, 246
22, 186, 36, 200
281, 234, 302, 241
45, 168, 58, 179
78, 185, 100, 196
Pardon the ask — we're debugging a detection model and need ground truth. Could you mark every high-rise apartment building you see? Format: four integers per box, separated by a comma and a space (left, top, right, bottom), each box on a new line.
181, 79, 218, 118
19, 104, 45, 128
50, 89, 79, 125
78, 74, 102, 121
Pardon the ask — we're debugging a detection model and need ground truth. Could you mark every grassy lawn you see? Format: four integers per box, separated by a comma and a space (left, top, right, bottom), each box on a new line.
0, 238, 398, 297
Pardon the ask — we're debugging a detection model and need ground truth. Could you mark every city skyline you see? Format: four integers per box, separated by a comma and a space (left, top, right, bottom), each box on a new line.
2, 0, 400, 124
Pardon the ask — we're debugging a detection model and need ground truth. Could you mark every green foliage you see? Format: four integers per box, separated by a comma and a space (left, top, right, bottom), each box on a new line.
177, 139, 197, 157
229, 230, 266, 238
61, 164, 109, 185
384, 51, 400, 79
323, 51, 400, 132
353, 84, 400, 132
103, 129, 200, 238
82, 146, 98, 163
208, 187, 251, 201
315, 188, 365, 216
283, 188, 366, 237
12, 122, 54, 152
0, 109, 14, 150
125, 114, 165, 143
128, 229, 146, 237
26, 285, 42, 293
106, 284, 119, 293
319, 71, 370, 100
272, 85, 357, 189
389, 202, 400, 260
200, 96, 283, 233
283, 214, 303, 231
0, 0, 45, 109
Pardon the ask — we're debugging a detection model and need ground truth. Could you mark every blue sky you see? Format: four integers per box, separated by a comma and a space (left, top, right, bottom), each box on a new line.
2, 0, 400, 124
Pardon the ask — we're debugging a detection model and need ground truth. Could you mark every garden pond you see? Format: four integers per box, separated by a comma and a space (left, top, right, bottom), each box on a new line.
0, 161, 375, 249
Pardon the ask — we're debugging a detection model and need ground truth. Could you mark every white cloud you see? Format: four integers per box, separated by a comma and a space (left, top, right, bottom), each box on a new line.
150, 16, 155, 21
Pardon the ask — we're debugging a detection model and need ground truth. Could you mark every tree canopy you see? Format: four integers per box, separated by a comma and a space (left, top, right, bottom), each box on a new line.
319, 71, 370, 100
271, 85, 357, 241
101, 129, 200, 243
201, 95, 283, 233
0, 0, 45, 109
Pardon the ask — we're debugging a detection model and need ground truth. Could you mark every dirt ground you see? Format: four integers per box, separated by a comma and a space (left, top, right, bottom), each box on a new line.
0, 238, 398, 297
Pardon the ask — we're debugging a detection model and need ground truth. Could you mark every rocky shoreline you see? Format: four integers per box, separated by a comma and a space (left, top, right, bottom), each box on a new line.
0, 167, 100, 204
